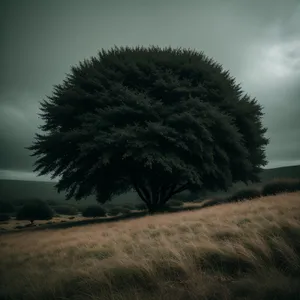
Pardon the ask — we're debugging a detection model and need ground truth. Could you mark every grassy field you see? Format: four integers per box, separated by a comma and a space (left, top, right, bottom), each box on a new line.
1, 192, 300, 300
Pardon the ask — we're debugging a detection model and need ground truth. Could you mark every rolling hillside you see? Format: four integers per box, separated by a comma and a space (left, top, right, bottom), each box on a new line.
1, 165, 300, 205
0, 179, 138, 205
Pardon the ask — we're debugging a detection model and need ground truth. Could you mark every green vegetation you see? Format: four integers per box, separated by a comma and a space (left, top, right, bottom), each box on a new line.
81, 205, 106, 218
16, 199, 54, 224
203, 178, 300, 208
1, 165, 299, 208
135, 203, 147, 211
52, 205, 78, 215
262, 178, 300, 196
172, 190, 201, 202
0, 200, 15, 213
27, 46, 268, 213
46, 199, 59, 206
228, 187, 262, 202
108, 206, 131, 216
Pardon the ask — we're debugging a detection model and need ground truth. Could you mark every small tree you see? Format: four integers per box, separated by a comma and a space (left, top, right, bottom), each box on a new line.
82, 205, 106, 218
28, 46, 269, 213
16, 199, 54, 224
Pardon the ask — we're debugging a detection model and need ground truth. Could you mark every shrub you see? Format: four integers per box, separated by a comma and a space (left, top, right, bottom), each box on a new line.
53, 205, 78, 215
108, 207, 131, 216
46, 199, 59, 206
82, 205, 106, 218
167, 199, 184, 207
102, 203, 115, 211
261, 178, 300, 196
11, 199, 26, 206
76, 204, 89, 213
16, 199, 54, 224
0, 201, 15, 213
0, 213, 11, 222
135, 203, 147, 211
228, 188, 261, 202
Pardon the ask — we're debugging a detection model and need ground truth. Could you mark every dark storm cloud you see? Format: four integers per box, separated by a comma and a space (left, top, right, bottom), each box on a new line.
0, 0, 300, 180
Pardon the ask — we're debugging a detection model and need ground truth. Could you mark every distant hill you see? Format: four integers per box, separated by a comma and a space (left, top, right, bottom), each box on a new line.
0, 179, 138, 205
260, 165, 300, 181
1, 165, 299, 205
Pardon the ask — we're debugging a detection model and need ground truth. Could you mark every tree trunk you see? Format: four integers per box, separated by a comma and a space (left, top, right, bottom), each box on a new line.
133, 178, 190, 213
146, 201, 165, 214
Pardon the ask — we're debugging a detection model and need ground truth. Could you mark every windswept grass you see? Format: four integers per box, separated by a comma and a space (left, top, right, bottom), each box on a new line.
1, 192, 300, 300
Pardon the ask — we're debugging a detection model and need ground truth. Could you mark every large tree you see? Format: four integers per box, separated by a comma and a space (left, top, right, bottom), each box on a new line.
28, 46, 269, 212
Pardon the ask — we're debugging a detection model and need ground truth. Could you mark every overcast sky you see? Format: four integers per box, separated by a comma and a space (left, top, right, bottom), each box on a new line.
1, 0, 300, 182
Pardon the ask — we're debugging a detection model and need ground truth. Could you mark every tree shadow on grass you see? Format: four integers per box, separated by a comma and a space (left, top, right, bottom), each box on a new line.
0, 205, 206, 235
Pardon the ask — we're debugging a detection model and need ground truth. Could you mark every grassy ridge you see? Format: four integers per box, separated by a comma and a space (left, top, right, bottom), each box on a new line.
1, 192, 300, 300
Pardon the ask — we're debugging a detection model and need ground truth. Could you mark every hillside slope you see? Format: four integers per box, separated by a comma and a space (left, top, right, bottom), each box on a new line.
1, 192, 300, 300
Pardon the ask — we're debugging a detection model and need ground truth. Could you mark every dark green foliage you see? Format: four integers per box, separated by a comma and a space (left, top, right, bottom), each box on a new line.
261, 178, 300, 196
0, 213, 11, 221
81, 205, 106, 217
0, 200, 15, 213
203, 188, 261, 208
228, 188, 261, 202
186, 191, 202, 202
76, 204, 90, 213
11, 199, 26, 207
28, 46, 269, 212
135, 203, 147, 211
16, 199, 54, 223
167, 199, 184, 207
46, 199, 59, 206
108, 206, 131, 216
53, 205, 78, 215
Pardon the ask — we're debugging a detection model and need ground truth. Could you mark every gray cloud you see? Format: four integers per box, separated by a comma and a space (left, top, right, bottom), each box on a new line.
1, 0, 300, 180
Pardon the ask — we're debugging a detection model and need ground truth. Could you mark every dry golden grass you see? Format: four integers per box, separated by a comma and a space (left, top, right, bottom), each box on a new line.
1, 192, 300, 300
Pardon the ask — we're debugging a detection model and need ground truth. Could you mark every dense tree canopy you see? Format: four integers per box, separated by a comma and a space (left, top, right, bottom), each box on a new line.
28, 46, 269, 212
